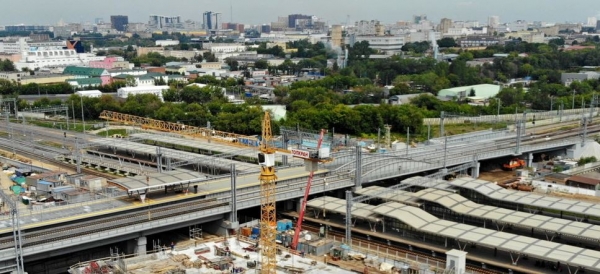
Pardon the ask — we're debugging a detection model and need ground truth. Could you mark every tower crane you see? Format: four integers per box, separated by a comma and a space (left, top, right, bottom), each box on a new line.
290, 129, 332, 250
258, 111, 277, 274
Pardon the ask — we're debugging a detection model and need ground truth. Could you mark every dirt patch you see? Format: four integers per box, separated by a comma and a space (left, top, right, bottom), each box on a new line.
479, 169, 516, 183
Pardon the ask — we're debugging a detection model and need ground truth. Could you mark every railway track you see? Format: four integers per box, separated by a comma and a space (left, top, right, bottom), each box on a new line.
301, 223, 501, 274
0, 137, 120, 179
0, 198, 228, 249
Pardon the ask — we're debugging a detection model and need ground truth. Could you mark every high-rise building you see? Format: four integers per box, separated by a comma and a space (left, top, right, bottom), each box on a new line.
203, 11, 221, 30
5, 25, 50, 32
438, 18, 453, 34
588, 17, 598, 27
67, 40, 85, 53
596, 20, 600, 31
261, 25, 271, 33
330, 25, 343, 47
355, 20, 380, 36
148, 15, 181, 29
110, 15, 129, 32
288, 14, 312, 28
488, 16, 500, 28
222, 23, 244, 33
270, 17, 288, 31
413, 14, 427, 24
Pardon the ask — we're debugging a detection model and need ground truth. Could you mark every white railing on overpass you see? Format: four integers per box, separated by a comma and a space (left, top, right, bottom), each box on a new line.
424, 107, 593, 125
360, 137, 580, 183
0, 205, 230, 262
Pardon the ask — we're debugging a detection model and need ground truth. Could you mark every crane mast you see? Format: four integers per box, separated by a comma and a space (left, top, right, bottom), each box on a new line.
291, 129, 326, 250
258, 111, 277, 274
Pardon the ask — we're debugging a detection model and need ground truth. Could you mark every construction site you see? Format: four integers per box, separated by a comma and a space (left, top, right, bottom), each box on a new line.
2, 103, 600, 274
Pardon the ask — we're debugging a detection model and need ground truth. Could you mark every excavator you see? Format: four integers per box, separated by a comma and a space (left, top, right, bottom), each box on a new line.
503, 158, 526, 171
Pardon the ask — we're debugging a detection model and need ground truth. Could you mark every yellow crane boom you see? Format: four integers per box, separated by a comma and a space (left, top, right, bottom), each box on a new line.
258, 111, 277, 274
98, 110, 291, 153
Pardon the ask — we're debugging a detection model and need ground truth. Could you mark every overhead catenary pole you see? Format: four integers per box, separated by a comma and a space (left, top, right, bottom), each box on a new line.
66, 105, 69, 130
440, 111, 445, 137
80, 96, 85, 134
497, 99, 501, 122
406, 127, 409, 156
427, 122, 431, 144
345, 190, 352, 246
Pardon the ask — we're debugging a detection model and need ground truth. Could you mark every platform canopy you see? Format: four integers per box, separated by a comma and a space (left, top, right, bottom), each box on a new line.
413, 188, 600, 241
402, 176, 455, 191
90, 138, 260, 173
373, 202, 600, 271
306, 196, 381, 222
109, 170, 207, 192
450, 177, 600, 219
354, 186, 422, 206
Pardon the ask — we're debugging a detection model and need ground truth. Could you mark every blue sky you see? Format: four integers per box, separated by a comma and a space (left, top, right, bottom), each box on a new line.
0, 0, 598, 25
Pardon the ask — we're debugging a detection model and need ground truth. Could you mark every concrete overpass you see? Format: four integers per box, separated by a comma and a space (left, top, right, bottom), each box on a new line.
0, 121, 594, 272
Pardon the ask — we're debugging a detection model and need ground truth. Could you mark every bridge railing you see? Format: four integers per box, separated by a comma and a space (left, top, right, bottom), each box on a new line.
361, 137, 580, 183
423, 107, 593, 125
0, 205, 231, 261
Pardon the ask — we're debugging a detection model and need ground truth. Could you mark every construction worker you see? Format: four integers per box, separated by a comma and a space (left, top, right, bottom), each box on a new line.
170, 242, 175, 252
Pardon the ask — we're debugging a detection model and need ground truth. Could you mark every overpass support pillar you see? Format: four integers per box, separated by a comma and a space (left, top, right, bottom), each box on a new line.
136, 236, 147, 255
527, 152, 533, 168
229, 164, 238, 229
296, 198, 304, 214
354, 146, 362, 190
471, 162, 480, 179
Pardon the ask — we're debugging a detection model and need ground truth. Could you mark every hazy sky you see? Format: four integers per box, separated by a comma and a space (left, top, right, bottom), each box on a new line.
0, 0, 599, 26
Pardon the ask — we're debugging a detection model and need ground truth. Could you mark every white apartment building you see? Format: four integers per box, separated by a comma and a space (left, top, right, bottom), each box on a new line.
155, 40, 180, 47
117, 86, 169, 102
453, 21, 480, 28
354, 20, 381, 36
14, 47, 105, 71
0, 72, 22, 82
108, 69, 147, 77
75, 90, 103, 98
404, 31, 441, 43
0, 38, 66, 54
348, 35, 405, 54
507, 31, 544, 43
445, 27, 488, 37
202, 43, 247, 53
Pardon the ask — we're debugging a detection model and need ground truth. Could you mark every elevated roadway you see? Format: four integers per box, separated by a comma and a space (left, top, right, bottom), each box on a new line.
0, 119, 595, 272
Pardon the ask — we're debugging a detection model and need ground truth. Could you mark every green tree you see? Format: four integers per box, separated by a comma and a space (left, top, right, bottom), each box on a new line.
125, 75, 137, 87
0, 60, 16, 71
437, 37, 457, 48
255, 59, 268, 69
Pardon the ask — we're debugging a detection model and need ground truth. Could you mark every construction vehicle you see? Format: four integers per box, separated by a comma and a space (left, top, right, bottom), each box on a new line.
330, 245, 350, 261
503, 158, 526, 171
258, 111, 278, 274
291, 129, 333, 250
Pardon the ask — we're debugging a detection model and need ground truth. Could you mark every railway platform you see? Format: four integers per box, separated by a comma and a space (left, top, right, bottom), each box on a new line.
284, 212, 551, 274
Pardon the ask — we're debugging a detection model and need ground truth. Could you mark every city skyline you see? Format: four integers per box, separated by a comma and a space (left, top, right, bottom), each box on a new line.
0, 0, 599, 26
